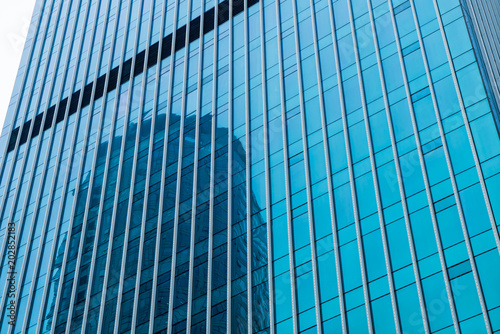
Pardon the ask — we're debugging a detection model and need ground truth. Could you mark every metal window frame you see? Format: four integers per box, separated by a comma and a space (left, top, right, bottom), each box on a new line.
148, 0, 181, 331
185, 0, 207, 331
166, 0, 196, 332
244, 1, 254, 332
226, 0, 234, 331
274, 0, 299, 331
289, 0, 324, 332
205, 1, 219, 332
258, 0, 276, 332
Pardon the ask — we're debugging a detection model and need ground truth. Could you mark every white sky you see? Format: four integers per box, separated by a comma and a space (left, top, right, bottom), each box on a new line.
0, 0, 37, 131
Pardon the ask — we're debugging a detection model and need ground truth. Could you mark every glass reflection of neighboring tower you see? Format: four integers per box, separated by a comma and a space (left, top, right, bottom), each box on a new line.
43, 112, 269, 333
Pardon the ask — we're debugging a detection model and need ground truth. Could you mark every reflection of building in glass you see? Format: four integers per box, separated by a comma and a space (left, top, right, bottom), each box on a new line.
0, 0, 500, 333
41, 113, 268, 333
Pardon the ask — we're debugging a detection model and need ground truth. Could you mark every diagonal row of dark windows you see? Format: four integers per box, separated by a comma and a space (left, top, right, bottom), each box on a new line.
7, 0, 259, 153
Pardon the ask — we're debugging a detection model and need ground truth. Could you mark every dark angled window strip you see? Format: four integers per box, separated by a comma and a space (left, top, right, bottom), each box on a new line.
7, 0, 259, 153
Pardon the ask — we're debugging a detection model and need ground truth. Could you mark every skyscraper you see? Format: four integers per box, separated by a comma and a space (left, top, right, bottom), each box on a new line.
0, 0, 499, 332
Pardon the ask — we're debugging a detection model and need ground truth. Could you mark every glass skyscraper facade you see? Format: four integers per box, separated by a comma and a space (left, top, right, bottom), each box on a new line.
0, 0, 500, 332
